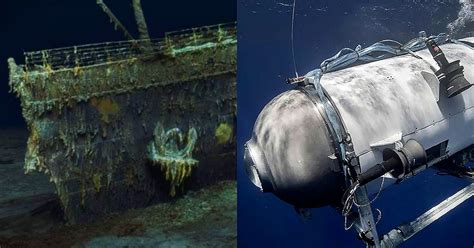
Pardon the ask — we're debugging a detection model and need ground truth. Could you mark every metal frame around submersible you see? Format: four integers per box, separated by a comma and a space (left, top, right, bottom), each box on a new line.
296, 76, 382, 247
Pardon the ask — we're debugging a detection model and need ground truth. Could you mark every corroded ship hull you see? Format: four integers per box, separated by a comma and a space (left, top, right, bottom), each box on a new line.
9, 23, 236, 223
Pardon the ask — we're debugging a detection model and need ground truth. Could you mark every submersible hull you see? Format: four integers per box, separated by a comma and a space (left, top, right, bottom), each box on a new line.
245, 37, 474, 208
9, 23, 236, 223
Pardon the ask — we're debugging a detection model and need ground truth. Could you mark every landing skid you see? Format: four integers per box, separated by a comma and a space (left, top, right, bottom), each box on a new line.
380, 182, 473, 247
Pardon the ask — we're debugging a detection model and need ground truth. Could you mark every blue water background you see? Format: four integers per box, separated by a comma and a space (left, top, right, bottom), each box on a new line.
237, 1, 474, 247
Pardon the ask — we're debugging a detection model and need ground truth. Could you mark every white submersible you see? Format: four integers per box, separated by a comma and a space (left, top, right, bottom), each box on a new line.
244, 34, 474, 247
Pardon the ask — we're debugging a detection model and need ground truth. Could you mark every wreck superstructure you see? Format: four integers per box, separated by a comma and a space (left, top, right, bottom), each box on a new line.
8, 22, 236, 223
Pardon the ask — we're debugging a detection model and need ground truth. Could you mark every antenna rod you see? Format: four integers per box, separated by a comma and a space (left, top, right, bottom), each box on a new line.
96, 0, 135, 40
291, 0, 299, 77
132, 0, 151, 40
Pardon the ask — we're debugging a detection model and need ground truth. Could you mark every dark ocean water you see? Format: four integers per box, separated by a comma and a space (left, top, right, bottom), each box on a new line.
0, 0, 236, 128
237, 0, 473, 247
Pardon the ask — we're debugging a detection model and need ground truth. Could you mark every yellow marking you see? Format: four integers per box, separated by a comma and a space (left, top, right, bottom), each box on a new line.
215, 123, 233, 145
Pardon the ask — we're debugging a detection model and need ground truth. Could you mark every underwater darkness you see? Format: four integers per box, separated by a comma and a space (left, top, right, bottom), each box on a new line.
0, 0, 236, 128
238, 0, 473, 248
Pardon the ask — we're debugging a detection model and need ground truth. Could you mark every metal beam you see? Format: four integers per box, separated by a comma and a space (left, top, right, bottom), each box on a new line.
355, 186, 381, 248
132, 0, 151, 40
380, 183, 474, 248
96, 0, 135, 40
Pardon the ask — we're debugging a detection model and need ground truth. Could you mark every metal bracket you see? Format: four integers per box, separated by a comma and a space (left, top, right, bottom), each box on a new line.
421, 71, 441, 102
287, 76, 310, 86
370, 132, 403, 151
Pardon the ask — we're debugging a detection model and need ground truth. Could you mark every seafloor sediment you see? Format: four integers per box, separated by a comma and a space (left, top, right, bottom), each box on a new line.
0, 181, 236, 248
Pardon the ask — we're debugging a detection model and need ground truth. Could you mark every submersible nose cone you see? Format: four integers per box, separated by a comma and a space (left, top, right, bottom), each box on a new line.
247, 89, 345, 208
